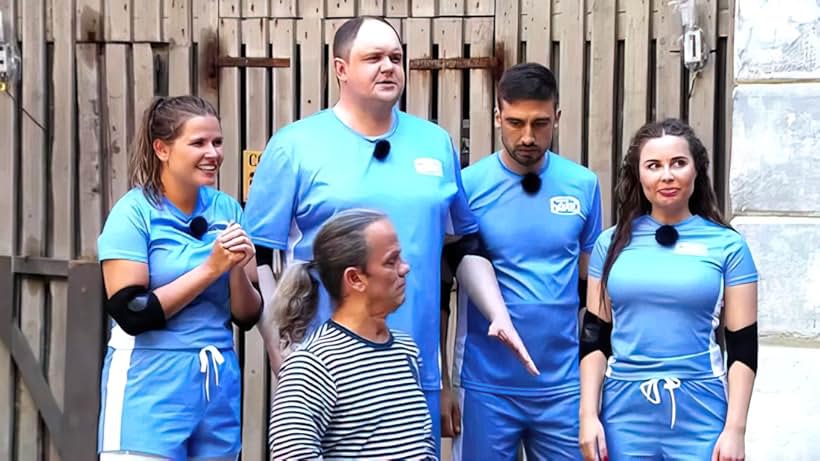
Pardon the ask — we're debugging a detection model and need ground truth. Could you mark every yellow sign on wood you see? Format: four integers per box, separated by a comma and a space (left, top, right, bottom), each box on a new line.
242, 149, 263, 203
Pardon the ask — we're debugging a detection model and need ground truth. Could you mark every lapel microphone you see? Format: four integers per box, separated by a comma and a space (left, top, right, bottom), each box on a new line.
373, 140, 391, 160
655, 224, 679, 247
521, 172, 542, 195
189, 216, 208, 240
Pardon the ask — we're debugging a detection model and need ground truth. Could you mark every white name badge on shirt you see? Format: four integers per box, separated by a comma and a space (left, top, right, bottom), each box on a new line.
550, 196, 582, 216
414, 158, 444, 177
673, 242, 709, 256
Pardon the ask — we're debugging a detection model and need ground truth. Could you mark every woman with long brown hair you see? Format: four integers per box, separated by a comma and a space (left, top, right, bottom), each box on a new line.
97, 96, 261, 460
579, 119, 758, 461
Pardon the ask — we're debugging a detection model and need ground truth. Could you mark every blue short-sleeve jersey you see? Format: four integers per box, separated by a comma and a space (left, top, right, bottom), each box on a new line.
98, 187, 243, 351
243, 108, 478, 390
455, 152, 603, 395
588, 215, 758, 380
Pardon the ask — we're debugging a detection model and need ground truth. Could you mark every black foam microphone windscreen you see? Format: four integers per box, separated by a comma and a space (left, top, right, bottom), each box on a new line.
373, 140, 391, 160
655, 224, 679, 247
521, 172, 542, 195
190, 216, 208, 240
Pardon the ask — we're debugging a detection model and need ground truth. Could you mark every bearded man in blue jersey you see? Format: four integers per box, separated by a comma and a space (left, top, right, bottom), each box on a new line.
243, 16, 538, 452
442, 63, 603, 461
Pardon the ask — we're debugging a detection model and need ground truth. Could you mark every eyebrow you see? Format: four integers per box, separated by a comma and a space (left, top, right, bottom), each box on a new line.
382, 248, 400, 261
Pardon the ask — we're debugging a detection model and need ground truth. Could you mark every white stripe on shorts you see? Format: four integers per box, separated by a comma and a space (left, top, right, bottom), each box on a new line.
102, 348, 134, 451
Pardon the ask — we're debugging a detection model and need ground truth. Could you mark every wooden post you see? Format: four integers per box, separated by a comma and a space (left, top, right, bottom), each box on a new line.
494, 0, 520, 67
241, 16, 270, 461
76, 44, 104, 259
326, 0, 355, 18
219, 0, 241, 17
358, 0, 384, 16
244, 0, 270, 17
405, 18, 432, 120
133, 0, 162, 42
558, 0, 584, 164
0, 2, 17, 458
298, 18, 324, 117
105, 0, 131, 42
271, 19, 297, 131
218, 18, 241, 199
272, 0, 298, 17
49, 0, 76, 458
104, 44, 131, 209
411, 0, 435, 17
656, 0, 683, 119
622, 0, 650, 155
165, 0, 193, 95
467, 17, 494, 163
194, 0, 220, 108
18, 1, 47, 459
434, 18, 464, 148
75, 0, 102, 41
523, 0, 550, 66
588, 0, 617, 226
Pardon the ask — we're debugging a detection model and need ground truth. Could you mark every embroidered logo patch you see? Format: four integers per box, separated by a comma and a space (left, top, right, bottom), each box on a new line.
550, 196, 582, 216
414, 157, 443, 177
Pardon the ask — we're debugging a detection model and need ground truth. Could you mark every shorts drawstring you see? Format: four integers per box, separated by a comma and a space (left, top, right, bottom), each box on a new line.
640, 377, 681, 429
199, 345, 225, 401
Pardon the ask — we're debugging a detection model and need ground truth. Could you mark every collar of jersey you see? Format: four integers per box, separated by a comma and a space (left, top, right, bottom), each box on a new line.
329, 105, 400, 141
328, 319, 395, 350
161, 186, 208, 222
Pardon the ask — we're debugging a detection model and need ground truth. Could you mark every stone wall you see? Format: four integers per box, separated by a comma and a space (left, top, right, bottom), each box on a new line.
731, 0, 820, 338
732, 1, 820, 459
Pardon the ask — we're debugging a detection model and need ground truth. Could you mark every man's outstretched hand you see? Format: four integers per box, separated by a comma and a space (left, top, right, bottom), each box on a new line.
488, 315, 539, 376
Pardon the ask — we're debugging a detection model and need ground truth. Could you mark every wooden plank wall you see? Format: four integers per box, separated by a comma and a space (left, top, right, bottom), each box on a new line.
0, 0, 735, 459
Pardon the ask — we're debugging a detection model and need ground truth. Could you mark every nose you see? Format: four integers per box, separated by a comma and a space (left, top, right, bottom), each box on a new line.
661, 165, 674, 181
379, 56, 394, 73
521, 125, 535, 145
398, 261, 410, 277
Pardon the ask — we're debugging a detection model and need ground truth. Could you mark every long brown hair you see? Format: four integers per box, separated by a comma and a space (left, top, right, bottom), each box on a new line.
130, 95, 219, 206
274, 208, 388, 348
599, 119, 728, 314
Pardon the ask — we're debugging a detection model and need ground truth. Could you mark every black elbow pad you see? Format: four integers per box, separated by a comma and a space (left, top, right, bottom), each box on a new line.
725, 322, 758, 373
105, 285, 166, 335
442, 232, 490, 274
579, 310, 612, 361
578, 278, 588, 311
256, 244, 274, 269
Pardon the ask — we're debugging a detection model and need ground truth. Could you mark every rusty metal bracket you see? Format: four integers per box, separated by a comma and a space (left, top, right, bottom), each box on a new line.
408, 46, 504, 81
216, 56, 291, 68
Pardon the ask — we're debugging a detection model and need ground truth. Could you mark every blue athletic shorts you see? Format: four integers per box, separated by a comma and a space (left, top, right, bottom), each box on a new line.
98, 346, 241, 460
602, 377, 727, 460
453, 386, 581, 461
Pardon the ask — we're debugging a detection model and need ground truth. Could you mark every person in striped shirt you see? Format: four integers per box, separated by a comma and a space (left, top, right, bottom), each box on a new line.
268, 208, 436, 460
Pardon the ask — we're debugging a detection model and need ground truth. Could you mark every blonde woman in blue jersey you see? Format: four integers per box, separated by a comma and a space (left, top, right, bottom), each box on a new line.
97, 96, 262, 460
268, 209, 436, 460
579, 119, 758, 461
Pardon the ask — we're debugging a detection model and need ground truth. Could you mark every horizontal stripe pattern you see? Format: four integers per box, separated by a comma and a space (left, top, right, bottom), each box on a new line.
269, 321, 435, 460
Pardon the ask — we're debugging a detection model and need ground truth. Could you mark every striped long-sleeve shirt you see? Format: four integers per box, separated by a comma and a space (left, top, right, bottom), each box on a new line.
268, 320, 436, 460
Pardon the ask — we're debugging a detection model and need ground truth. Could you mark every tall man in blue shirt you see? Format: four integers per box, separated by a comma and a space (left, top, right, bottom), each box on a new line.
443, 63, 603, 460
243, 16, 537, 450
